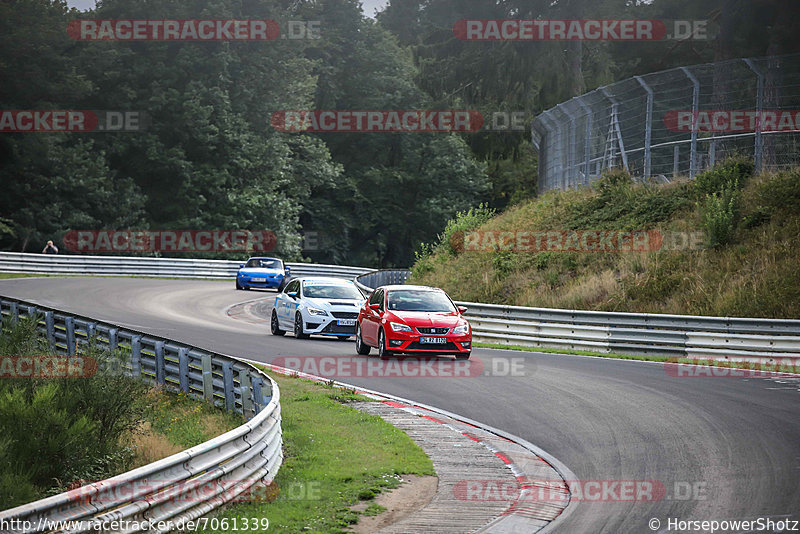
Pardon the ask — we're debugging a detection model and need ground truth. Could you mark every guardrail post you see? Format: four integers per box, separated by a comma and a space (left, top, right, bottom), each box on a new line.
25, 305, 36, 320
155, 341, 165, 385
65, 317, 76, 356
239, 369, 253, 416
10, 301, 18, 324
202, 354, 214, 401
87, 322, 96, 343
252, 376, 264, 414
222, 361, 235, 411
131, 336, 142, 377
45, 311, 56, 351
108, 328, 118, 351
178, 348, 189, 393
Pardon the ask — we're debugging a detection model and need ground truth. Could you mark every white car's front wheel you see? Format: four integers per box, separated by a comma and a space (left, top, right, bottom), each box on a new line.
271, 310, 285, 336
294, 313, 310, 339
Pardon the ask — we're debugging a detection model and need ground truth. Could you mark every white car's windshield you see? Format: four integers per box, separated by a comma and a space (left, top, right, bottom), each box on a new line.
246, 259, 281, 269
303, 283, 363, 300
387, 290, 456, 313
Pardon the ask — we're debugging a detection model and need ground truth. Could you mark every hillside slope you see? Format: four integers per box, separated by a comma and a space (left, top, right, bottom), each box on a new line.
410, 160, 800, 319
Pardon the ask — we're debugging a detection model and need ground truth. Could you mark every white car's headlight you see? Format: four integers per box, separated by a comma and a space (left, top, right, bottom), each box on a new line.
453, 323, 469, 335
307, 308, 328, 316
389, 322, 413, 332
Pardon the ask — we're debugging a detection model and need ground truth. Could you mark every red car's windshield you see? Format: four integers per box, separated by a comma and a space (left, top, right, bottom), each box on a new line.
387, 290, 456, 313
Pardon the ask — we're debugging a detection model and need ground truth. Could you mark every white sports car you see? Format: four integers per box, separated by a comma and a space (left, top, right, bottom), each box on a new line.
270, 277, 366, 339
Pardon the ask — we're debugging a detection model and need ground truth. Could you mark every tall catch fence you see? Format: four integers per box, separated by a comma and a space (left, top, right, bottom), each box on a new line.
532, 53, 800, 192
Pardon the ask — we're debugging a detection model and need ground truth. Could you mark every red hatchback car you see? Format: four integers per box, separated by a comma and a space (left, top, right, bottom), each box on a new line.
355, 285, 472, 359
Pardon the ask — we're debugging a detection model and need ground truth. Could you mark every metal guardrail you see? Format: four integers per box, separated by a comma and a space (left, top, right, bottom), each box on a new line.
353, 269, 412, 294
0, 298, 283, 533
355, 271, 800, 360
0, 251, 373, 280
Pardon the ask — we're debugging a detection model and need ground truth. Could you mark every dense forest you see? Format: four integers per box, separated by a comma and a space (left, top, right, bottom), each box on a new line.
1, 0, 799, 267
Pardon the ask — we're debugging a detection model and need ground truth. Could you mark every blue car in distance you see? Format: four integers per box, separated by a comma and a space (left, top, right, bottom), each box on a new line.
236, 257, 291, 291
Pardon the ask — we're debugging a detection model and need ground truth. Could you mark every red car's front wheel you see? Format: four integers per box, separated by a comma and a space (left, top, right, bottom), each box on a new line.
378, 329, 392, 360
355, 324, 371, 355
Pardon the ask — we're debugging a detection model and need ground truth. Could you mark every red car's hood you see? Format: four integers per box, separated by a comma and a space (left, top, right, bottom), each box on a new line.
387, 311, 463, 328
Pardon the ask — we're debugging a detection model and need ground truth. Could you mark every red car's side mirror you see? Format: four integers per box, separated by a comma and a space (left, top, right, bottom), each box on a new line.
369, 303, 380, 311
458, 306, 468, 314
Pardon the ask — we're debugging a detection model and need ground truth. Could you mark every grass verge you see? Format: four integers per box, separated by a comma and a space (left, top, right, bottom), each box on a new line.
473, 341, 671, 362
129, 388, 243, 469
203, 371, 435, 534
474, 342, 800, 373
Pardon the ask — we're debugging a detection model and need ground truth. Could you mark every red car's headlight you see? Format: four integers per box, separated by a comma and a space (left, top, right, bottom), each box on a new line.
452, 323, 469, 335
389, 322, 413, 333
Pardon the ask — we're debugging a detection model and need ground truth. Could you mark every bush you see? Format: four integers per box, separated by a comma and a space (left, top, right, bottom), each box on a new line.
0, 317, 148, 507
702, 183, 740, 248
693, 155, 753, 198
756, 167, 800, 218
568, 171, 691, 230
594, 167, 633, 197
437, 203, 495, 256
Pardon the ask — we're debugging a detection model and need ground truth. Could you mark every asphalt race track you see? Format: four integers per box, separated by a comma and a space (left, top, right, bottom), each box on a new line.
2, 277, 799, 533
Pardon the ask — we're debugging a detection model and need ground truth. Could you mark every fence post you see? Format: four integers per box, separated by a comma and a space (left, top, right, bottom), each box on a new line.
131, 336, 142, 377
201, 354, 214, 402
577, 99, 593, 185
558, 104, 578, 189
672, 145, 680, 177
10, 301, 18, 324
65, 317, 76, 356
154, 341, 165, 385
600, 87, 628, 171
743, 58, 765, 172
45, 311, 56, 351
635, 75, 654, 179
222, 361, 235, 411
178, 348, 189, 393
709, 140, 716, 169
540, 114, 560, 191
681, 66, 700, 179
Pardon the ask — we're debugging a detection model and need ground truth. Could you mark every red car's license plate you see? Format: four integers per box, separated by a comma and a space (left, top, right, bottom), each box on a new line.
420, 337, 447, 344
